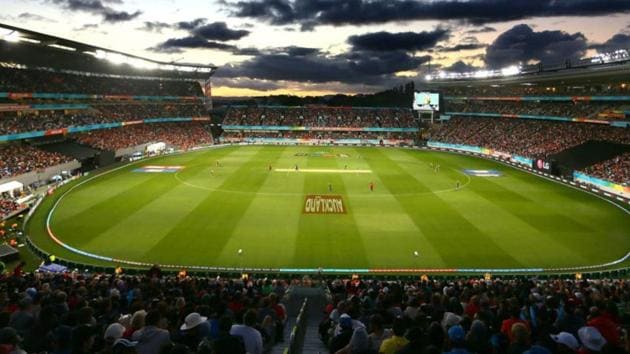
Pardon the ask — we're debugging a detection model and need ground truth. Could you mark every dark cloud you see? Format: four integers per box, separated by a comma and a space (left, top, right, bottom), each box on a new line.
192, 22, 250, 41
590, 33, 630, 53
74, 23, 100, 31
102, 10, 141, 22
139, 21, 171, 32
149, 20, 251, 54
47, 0, 142, 23
438, 43, 487, 52
281, 46, 320, 56
149, 36, 237, 53
466, 26, 496, 34
348, 29, 449, 52
215, 47, 430, 86
212, 77, 283, 91
17, 13, 57, 22
485, 24, 587, 67
175, 18, 207, 30
228, 0, 630, 29
443, 60, 480, 72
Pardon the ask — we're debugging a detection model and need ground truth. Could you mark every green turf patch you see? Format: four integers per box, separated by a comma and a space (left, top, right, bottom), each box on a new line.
26, 146, 630, 271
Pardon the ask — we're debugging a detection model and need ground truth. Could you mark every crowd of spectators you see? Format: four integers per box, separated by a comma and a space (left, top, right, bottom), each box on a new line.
442, 82, 630, 97
0, 67, 203, 96
0, 199, 20, 219
0, 103, 208, 136
220, 131, 415, 143
445, 101, 627, 120
428, 117, 630, 158
0, 144, 74, 179
321, 276, 629, 354
582, 152, 630, 185
223, 107, 415, 128
75, 123, 213, 151
0, 268, 289, 354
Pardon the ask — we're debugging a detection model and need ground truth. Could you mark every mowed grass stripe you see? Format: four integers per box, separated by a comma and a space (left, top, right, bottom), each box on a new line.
77, 147, 245, 260
145, 146, 287, 265
477, 170, 629, 263
494, 170, 630, 233
51, 147, 236, 249
436, 180, 588, 267
405, 150, 629, 266
363, 148, 524, 268
347, 148, 448, 268
401, 150, 586, 267
293, 147, 370, 268
215, 147, 305, 268
54, 151, 212, 221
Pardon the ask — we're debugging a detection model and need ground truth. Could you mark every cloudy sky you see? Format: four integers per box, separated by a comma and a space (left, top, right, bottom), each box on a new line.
2, 0, 630, 96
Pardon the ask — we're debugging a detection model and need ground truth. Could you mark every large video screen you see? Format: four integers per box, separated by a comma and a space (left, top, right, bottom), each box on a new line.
413, 92, 440, 111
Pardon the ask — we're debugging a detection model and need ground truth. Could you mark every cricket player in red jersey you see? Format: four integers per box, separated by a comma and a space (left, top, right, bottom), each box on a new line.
369, 182, 374, 191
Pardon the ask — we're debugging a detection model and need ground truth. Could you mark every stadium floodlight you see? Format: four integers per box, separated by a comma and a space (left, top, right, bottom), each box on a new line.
424, 74, 432, 81
20, 37, 40, 44
2, 30, 21, 43
126, 57, 158, 70
93, 50, 108, 60
48, 43, 76, 52
105, 52, 128, 65
501, 65, 520, 77
473, 70, 491, 79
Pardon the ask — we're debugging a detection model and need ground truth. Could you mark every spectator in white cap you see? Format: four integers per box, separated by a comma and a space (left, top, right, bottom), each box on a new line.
550, 331, 579, 353
179, 312, 208, 350
103, 323, 125, 349
102, 323, 136, 354
578, 326, 607, 353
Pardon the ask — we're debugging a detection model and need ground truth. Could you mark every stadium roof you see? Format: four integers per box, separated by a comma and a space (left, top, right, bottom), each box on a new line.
0, 23, 217, 80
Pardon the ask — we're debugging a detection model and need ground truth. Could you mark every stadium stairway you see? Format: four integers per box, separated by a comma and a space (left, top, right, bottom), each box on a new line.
271, 286, 329, 354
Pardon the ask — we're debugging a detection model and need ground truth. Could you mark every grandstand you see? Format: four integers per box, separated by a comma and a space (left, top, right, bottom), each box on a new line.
0, 18, 629, 354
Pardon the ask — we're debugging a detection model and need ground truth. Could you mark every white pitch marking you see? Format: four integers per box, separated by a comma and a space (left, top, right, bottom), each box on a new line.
274, 168, 372, 174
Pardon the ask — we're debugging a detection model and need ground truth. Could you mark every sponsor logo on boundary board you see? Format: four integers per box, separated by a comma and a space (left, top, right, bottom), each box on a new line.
303, 195, 346, 214
133, 165, 185, 173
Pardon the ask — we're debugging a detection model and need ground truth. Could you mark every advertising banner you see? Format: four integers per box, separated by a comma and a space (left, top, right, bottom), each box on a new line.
574, 172, 630, 198
303, 195, 346, 214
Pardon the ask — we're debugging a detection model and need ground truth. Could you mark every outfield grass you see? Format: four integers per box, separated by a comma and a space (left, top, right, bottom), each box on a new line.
26, 145, 630, 272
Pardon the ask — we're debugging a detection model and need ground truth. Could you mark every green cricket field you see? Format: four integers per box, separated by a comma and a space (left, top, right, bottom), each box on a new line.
26, 145, 630, 273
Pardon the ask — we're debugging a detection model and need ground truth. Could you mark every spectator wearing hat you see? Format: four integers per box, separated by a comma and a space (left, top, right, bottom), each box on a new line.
133, 310, 171, 354
330, 314, 354, 353
550, 332, 579, 353
179, 312, 207, 350
444, 325, 470, 354
230, 310, 263, 354
99, 323, 126, 354
577, 326, 607, 354
379, 317, 408, 354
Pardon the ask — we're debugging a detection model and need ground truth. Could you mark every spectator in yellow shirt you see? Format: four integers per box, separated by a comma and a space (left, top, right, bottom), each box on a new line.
379, 317, 408, 354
